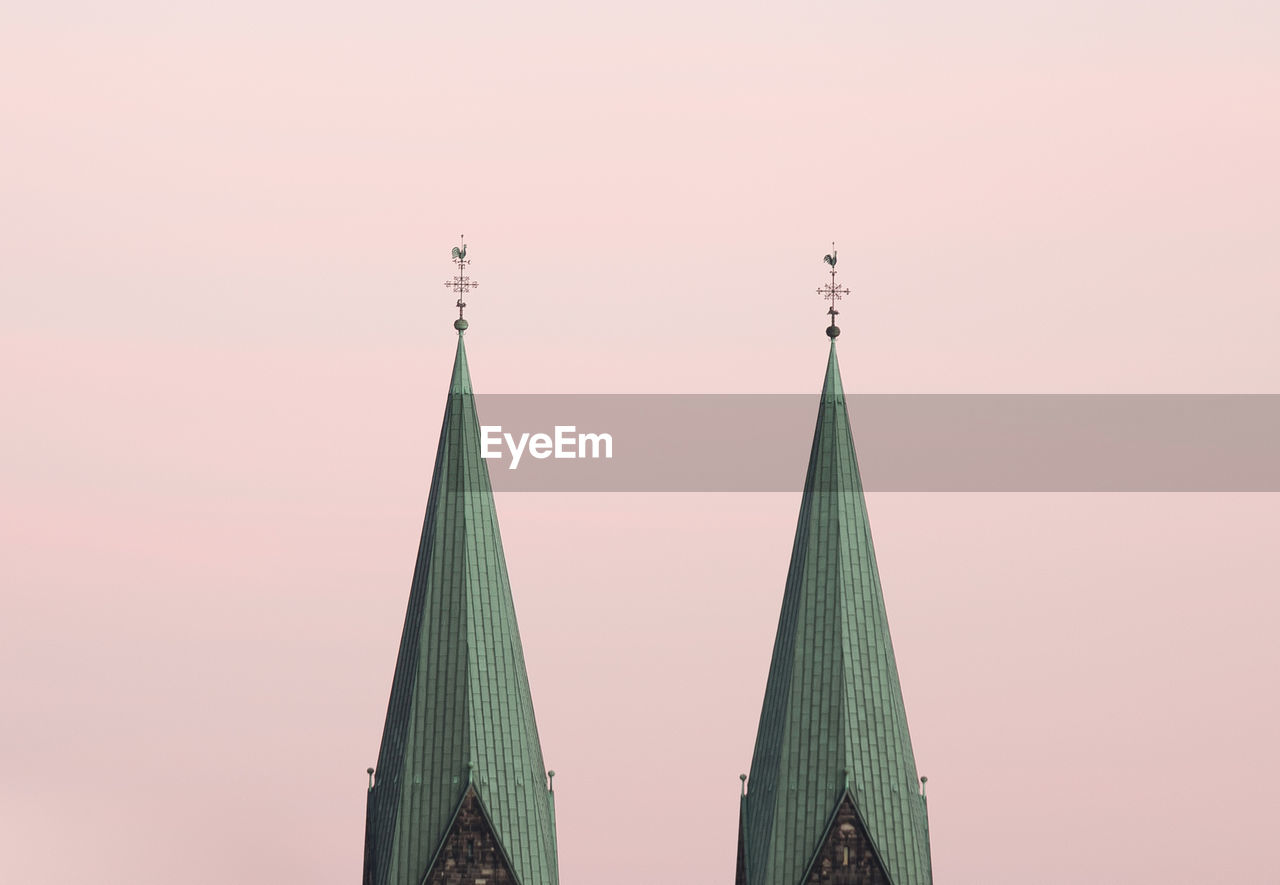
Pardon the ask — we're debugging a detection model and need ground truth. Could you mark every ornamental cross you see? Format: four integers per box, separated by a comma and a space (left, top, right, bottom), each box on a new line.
443, 235, 478, 321
818, 242, 849, 325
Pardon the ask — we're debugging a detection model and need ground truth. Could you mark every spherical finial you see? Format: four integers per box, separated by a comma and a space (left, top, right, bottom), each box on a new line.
367, 767, 375, 776
826, 324, 841, 339
454, 317, 469, 331
739, 773, 747, 782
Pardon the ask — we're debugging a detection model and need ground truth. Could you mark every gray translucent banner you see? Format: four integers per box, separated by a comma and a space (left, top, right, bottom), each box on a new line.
467, 395, 1280, 492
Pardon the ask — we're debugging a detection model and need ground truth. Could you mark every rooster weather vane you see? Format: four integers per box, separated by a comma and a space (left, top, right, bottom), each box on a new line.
444, 235, 477, 331
818, 242, 849, 339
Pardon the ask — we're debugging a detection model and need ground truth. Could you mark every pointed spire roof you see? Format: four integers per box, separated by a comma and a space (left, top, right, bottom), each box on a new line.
740, 340, 932, 885
366, 332, 558, 885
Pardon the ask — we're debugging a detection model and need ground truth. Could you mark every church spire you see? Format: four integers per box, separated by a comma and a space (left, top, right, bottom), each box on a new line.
736, 255, 932, 885
364, 246, 558, 885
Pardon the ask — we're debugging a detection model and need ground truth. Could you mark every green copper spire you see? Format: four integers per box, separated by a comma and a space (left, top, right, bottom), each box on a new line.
364, 331, 558, 885
738, 339, 932, 885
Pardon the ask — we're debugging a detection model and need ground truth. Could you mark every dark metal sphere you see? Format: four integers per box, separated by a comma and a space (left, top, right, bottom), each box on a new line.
454, 318, 469, 331
826, 324, 841, 339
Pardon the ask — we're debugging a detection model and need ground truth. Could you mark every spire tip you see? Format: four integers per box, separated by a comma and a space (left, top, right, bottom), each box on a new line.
444, 235, 477, 330
818, 240, 849, 338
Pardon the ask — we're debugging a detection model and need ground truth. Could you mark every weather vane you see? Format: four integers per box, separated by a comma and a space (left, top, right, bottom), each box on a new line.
818, 242, 849, 339
444, 235, 477, 331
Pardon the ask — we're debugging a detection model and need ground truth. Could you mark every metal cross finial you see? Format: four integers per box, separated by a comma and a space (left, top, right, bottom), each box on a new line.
818, 241, 849, 339
444, 234, 478, 330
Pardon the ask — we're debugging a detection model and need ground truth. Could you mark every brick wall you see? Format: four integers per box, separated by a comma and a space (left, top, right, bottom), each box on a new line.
423, 789, 519, 885
803, 796, 890, 885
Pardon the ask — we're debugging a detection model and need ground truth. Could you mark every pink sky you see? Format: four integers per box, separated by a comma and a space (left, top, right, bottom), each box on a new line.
3, 2, 1278, 883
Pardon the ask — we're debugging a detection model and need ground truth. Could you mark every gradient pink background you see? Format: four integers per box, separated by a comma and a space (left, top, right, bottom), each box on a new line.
3, 2, 1278, 883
